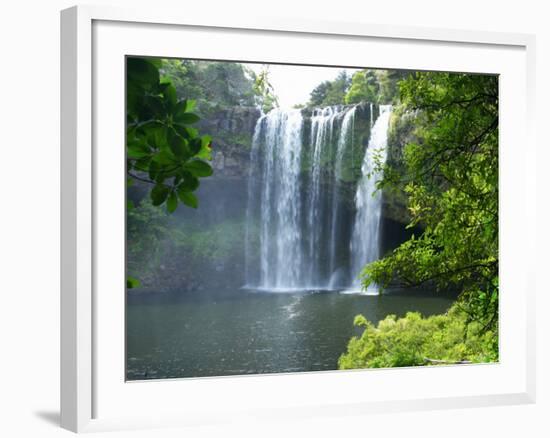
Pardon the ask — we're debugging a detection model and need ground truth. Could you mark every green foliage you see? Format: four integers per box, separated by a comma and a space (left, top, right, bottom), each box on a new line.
345, 70, 379, 104
376, 70, 409, 104
338, 305, 498, 369
126, 57, 214, 214
177, 189, 198, 209
127, 197, 254, 286
308, 71, 351, 107
126, 198, 169, 285
160, 59, 266, 115
219, 131, 254, 150
307, 69, 406, 107
172, 220, 247, 262
126, 276, 141, 289
362, 72, 499, 330
309, 81, 333, 107
345, 69, 408, 105
159, 59, 204, 104
253, 65, 279, 113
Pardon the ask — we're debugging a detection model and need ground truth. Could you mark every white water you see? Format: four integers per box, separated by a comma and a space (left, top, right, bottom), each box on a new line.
257, 109, 304, 288
349, 105, 392, 293
245, 104, 391, 292
328, 107, 356, 287
307, 107, 339, 286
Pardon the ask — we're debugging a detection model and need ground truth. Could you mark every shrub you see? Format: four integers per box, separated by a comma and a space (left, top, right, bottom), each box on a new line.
338, 305, 498, 370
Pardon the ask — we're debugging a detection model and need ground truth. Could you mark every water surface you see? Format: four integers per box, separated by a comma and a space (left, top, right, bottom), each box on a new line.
126, 288, 454, 380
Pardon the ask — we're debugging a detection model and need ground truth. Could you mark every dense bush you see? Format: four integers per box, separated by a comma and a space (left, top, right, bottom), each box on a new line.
345, 69, 407, 105
338, 306, 498, 369
308, 71, 351, 107
161, 59, 276, 115
307, 68, 406, 108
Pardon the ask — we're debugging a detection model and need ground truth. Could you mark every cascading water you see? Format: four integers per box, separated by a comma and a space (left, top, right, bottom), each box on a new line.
255, 109, 304, 289
307, 107, 339, 286
245, 104, 391, 292
349, 105, 392, 293
328, 107, 356, 288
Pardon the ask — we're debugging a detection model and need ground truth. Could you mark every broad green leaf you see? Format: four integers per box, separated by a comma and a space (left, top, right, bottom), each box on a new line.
185, 126, 199, 138
150, 184, 170, 206
184, 159, 213, 177
189, 138, 202, 155
178, 174, 200, 192
196, 143, 212, 161
148, 160, 162, 182
166, 191, 178, 213
186, 99, 197, 112
174, 100, 197, 117
126, 148, 149, 160
153, 126, 169, 150
141, 95, 164, 120
127, 58, 159, 88
177, 189, 198, 209
174, 100, 189, 117
201, 135, 212, 148
134, 156, 152, 173
164, 84, 177, 108
152, 149, 177, 166
168, 129, 190, 159
175, 112, 200, 125
127, 142, 151, 159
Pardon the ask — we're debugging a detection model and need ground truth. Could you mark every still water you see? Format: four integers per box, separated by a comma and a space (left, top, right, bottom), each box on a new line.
126, 288, 454, 380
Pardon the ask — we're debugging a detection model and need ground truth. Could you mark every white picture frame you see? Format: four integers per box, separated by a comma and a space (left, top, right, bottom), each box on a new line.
60, 4, 536, 433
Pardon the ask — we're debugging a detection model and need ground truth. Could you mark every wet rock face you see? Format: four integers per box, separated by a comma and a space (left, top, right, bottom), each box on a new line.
380, 109, 419, 225
197, 107, 262, 178
381, 193, 410, 225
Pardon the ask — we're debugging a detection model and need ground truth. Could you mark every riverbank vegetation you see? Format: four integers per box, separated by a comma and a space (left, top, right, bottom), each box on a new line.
339, 307, 498, 369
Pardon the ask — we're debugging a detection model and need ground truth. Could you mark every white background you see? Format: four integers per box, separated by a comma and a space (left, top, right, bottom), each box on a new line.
0, 0, 546, 437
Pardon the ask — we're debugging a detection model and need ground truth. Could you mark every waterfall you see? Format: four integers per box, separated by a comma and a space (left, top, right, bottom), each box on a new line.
328, 107, 356, 288
244, 116, 265, 285
307, 107, 339, 286
349, 105, 392, 293
247, 109, 305, 290
245, 104, 391, 292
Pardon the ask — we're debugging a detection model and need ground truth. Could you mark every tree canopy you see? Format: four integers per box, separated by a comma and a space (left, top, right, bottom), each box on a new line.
364, 72, 499, 333
307, 68, 407, 107
308, 71, 351, 107
345, 69, 408, 105
160, 59, 276, 115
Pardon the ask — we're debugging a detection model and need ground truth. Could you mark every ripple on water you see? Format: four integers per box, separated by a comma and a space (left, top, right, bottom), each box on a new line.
282, 295, 303, 319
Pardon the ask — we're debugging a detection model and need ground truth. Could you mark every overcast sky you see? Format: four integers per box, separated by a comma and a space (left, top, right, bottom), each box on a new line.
246, 62, 362, 108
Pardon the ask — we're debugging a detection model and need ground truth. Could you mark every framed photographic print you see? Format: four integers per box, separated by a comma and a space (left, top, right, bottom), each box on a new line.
61, 5, 536, 432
